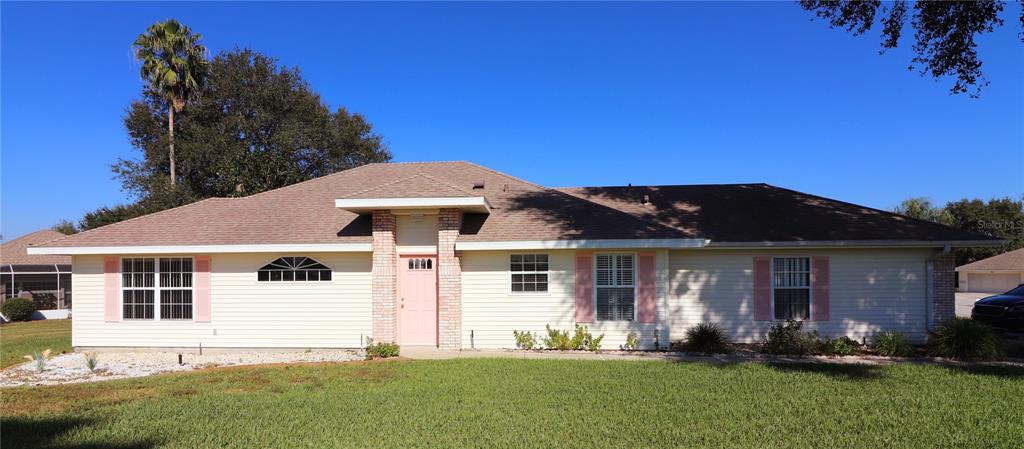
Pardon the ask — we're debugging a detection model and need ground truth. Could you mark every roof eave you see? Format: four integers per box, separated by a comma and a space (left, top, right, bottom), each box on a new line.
334, 196, 491, 214
27, 243, 373, 256
702, 239, 1006, 249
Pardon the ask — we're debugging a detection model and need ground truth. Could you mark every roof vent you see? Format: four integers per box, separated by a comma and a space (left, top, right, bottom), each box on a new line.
642, 194, 650, 205
502, 183, 508, 192
472, 181, 485, 189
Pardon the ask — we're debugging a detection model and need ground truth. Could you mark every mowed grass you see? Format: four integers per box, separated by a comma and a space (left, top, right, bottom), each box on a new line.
0, 319, 71, 368
2, 358, 1022, 449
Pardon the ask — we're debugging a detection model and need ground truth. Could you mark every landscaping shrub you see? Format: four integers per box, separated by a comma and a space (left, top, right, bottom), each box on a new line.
1, 297, 35, 322
512, 330, 538, 350
622, 331, 639, 351
365, 339, 400, 360
872, 330, 913, 357
681, 323, 732, 354
23, 349, 52, 372
542, 325, 604, 352
763, 320, 819, 356
83, 352, 100, 372
927, 318, 1003, 361
820, 336, 861, 356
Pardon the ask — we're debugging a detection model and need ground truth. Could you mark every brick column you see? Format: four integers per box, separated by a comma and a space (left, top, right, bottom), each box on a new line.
931, 252, 956, 327
437, 208, 463, 350
371, 210, 397, 343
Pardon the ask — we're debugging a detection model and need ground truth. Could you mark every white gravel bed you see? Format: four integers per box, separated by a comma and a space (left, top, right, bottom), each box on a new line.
1, 349, 363, 387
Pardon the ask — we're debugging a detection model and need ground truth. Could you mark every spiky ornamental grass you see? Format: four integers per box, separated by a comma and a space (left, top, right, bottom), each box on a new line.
928, 318, 1004, 361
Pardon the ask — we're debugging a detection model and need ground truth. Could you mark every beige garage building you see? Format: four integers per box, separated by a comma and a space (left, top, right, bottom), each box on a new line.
957, 248, 1024, 293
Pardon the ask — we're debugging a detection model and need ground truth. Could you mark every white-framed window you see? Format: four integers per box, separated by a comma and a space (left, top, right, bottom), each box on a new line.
122, 257, 193, 320
773, 257, 810, 320
510, 254, 548, 293
257, 257, 332, 282
595, 253, 635, 321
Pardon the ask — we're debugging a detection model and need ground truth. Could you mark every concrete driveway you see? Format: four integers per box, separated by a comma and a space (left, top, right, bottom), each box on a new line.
956, 292, 991, 317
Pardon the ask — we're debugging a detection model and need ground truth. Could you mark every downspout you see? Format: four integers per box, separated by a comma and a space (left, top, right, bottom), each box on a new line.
925, 245, 951, 332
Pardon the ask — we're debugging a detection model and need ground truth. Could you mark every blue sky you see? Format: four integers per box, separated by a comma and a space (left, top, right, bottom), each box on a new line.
2, 2, 1022, 239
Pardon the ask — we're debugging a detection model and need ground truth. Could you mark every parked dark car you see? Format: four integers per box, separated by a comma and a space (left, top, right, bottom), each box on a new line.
971, 284, 1024, 330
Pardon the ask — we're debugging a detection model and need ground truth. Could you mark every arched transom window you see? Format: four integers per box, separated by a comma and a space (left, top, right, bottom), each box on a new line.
257, 257, 332, 282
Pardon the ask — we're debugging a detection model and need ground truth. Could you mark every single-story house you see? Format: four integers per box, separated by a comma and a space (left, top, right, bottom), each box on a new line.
28, 161, 1002, 350
957, 248, 1024, 294
2, 229, 73, 319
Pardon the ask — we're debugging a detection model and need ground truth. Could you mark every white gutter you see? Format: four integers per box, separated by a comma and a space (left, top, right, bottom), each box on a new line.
27, 243, 373, 256
925, 245, 952, 332
704, 240, 1005, 249
455, 239, 708, 251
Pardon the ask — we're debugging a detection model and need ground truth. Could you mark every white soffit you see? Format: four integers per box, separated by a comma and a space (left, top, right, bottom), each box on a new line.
334, 197, 491, 214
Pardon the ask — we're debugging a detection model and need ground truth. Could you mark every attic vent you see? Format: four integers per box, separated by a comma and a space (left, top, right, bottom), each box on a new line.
472, 181, 485, 189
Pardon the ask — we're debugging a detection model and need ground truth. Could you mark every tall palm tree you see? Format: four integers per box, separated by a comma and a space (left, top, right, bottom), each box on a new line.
133, 19, 208, 185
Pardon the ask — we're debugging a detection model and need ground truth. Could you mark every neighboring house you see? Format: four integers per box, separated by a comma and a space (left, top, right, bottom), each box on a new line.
28, 162, 1001, 350
956, 248, 1024, 294
2, 229, 73, 319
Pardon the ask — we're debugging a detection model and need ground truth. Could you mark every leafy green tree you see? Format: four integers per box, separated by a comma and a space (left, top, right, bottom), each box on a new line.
893, 197, 952, 224
81, 49, 391, 230
944, 197, 1024, 265
133, 19, 209, 185
51, 220, 78, 235
894, 196, 1024, 265
799, 1, 1020, 97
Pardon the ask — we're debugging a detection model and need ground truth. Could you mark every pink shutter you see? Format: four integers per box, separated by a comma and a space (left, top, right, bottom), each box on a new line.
811, 256, 830, 321
753, 256, 772, 321
194, 256, 212, 322
103, 256, 120, 322
637, 252, 657, 323
575, 252, 594, 323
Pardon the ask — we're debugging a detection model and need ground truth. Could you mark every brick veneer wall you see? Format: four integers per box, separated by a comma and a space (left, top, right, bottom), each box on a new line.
931, 252, 956, 328
371, 210, 397, 343
437, 208, 463, 350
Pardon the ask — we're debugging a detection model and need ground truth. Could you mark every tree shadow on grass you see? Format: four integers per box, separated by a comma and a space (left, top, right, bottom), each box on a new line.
0, 416, 158, 449
764, 362, 887, 381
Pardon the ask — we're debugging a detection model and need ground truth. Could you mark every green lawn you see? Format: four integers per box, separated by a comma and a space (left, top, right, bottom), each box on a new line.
2, 358, 1022, 448
0, 319, 71, 368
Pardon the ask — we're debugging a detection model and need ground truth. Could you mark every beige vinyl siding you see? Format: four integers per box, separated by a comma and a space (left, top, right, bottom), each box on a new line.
668, 248, 932, 343
72, 253, 372, 348
396, 215, 438, 250
460, 250, 670, 350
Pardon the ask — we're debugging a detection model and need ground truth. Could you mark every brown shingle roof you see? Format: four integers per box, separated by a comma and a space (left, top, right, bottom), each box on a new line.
557, 184, 1000, 243
957, 248, 1024, 272
36, 162, 1000, 249
2, 229, 72, 264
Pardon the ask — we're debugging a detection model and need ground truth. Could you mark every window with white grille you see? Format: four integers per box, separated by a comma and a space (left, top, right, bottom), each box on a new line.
257, 257, 332, 282
595, 253, 635, 321
510, 254, 548, 293
773, 257, 810, 320
122, 257, 193, 320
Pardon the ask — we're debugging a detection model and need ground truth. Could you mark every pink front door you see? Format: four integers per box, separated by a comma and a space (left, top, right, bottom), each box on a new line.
398, 255, 438, 346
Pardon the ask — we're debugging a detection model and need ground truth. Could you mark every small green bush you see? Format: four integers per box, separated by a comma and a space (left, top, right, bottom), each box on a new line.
820, 336, 861, 356
512, 330, 538, 350
364, 338, 400, 360
927, 318, 1003, 361
542, 324, 604, 352
873, 330, 913, 357
622, 331, 640, 351
2, 297, 35, 322
681, 323, 732, 354
763, 320, 819, 356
